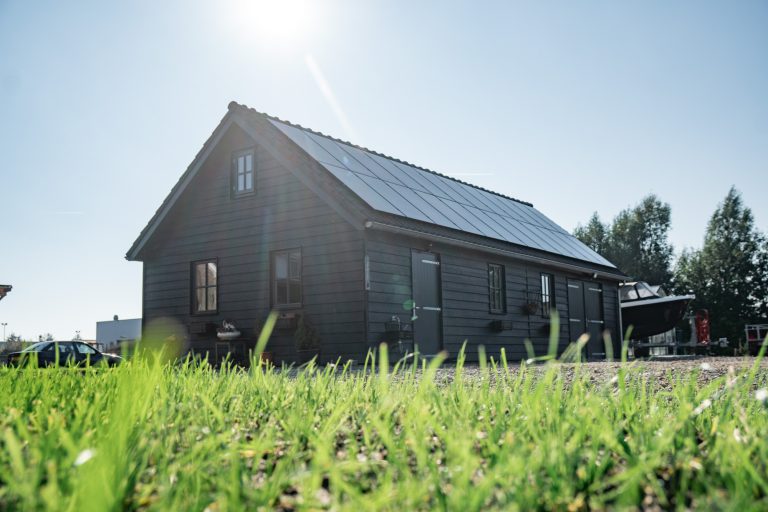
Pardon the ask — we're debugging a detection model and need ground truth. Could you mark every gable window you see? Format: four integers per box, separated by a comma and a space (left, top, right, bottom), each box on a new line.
541, 273, 554, 317
488, 263, 506, 314
231, 149, 255, 196
273, 249, 301, 307
192, 260, 218, 313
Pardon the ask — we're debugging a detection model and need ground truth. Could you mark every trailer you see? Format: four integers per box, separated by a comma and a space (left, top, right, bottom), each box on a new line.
745, 324, 768, 356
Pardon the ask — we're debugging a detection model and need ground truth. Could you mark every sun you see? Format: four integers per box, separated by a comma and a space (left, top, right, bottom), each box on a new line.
226, 0, 316, 45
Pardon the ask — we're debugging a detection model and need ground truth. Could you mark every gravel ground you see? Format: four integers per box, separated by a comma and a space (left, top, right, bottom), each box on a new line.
428, 357, 768, 390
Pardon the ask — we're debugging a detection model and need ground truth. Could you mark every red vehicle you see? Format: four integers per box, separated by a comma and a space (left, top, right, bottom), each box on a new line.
745, 324, 768, 356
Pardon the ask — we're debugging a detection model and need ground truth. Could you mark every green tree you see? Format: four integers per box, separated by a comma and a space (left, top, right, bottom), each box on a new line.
575, 195, 674, 286
673, 187, 768, 343
573, 213, 610, 255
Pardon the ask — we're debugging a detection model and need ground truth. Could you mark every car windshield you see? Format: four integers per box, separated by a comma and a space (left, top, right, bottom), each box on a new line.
21, 342, 50, 352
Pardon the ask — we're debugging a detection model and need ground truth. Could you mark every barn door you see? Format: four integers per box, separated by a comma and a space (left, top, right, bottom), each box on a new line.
567, 279, 605, 358
411, 250, 442, 355
567, 280, 585, 344
584, 282, 605, 357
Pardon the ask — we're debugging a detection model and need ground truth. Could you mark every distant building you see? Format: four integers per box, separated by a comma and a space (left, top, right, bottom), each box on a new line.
96, 316, 141, 350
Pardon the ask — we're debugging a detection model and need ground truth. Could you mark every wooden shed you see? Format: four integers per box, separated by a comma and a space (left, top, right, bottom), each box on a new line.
126, 102, 625, 363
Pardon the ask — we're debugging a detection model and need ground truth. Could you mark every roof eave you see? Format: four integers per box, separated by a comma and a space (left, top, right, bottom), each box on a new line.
364, 220, 627, 281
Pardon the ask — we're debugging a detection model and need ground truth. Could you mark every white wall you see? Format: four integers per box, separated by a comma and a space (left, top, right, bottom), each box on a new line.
96, 318, 141, 349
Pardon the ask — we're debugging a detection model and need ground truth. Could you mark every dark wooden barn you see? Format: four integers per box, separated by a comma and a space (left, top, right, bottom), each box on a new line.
127, 102, 626, 363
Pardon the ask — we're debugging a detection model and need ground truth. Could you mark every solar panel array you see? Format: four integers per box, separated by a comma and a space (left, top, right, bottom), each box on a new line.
270, 119, 615, 268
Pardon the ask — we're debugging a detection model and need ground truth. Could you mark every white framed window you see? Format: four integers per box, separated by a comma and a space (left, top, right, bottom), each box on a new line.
541, 273, 554, 317
232, 149, 255, 196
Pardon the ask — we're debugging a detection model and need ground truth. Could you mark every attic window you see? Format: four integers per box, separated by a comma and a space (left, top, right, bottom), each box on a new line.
232, 149, 255, 196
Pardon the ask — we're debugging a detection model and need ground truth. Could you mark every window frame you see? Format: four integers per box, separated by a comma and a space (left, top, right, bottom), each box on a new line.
191, 258, 219, 315
488, 263, 506, 315
231, 148, 256, 197
271, 248, 302, 309
540, 273, 555, 318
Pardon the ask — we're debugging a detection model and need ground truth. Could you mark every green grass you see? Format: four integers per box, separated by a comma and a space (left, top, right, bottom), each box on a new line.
1, 328, 768, 511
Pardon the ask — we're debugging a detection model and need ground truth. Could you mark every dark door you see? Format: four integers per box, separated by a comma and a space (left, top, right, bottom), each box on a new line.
567, 279, 606, 358
567, 280, 585, 344
584, 282, 605, 357
411, 250, 442, 355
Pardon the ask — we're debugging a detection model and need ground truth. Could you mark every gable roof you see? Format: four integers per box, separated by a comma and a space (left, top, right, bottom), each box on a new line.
128, 102, 617, 272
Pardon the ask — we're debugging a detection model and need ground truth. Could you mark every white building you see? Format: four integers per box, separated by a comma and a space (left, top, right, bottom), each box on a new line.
96, 316, 141, 350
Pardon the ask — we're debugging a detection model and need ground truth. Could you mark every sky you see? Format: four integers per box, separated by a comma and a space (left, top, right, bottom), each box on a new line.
1, 0, 766, 340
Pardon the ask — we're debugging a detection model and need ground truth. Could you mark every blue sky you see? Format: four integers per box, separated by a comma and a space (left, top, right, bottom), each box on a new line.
1, 1, 766, 340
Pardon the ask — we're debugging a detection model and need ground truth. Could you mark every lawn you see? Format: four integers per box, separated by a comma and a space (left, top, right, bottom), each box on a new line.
2, 324, 768, 511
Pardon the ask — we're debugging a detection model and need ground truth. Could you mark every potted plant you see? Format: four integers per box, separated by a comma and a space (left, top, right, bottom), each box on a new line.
294, 315, 321, 364
252, 318, 274, 363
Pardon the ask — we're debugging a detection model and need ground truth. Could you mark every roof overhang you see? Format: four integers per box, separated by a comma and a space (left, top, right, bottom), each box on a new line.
0, 285, 11, 302
364, 221, 627, 281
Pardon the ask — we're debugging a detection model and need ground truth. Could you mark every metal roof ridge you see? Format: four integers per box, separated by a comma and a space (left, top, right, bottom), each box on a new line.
229, 101, 534, 208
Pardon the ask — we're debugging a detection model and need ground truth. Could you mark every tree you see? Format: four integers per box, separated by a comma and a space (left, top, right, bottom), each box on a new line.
574, 195, 674, 286
573, 213, 610, 255
673, 187, 768, 343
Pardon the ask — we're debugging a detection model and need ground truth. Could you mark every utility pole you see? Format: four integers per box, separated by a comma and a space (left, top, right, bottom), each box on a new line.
1, 323, 6, 342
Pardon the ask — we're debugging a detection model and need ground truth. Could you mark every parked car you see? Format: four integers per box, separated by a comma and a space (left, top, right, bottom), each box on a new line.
5, 341, 122, 367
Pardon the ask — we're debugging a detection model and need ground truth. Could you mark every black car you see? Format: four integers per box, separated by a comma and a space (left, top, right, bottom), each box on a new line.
5, 341, 122, 367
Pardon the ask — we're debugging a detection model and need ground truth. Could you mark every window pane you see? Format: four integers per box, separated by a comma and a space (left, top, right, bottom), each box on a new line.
245, 153, 253, 172
195, 263, 206, 287
245, 172, 253, 191
275, 254, 288, 279
196, 289, 206, 311
276, 281, 288, 304
76, 343, 96, 354
238, 174, 245, 191
488, 264, 504, 312
207, 262, 217, 286
207, 287, 217, 311
238, 155, 245, 173
288, 252, 300, 278
289, 280, 301, 304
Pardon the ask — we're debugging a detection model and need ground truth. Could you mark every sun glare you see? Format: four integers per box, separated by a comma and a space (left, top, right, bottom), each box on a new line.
226, 0, 316, 45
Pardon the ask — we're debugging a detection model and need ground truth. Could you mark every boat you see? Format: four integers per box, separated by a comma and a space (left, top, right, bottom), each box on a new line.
619, 282, 695, 339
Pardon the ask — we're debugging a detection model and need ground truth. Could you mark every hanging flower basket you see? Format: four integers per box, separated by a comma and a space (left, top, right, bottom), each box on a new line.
523, 302, 539, 315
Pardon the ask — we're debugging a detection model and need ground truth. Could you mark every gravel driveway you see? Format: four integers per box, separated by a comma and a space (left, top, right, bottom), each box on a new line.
430, 357, 768, 389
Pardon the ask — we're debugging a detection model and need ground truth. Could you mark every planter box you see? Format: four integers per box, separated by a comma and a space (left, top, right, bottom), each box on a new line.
490, 320, 514, 332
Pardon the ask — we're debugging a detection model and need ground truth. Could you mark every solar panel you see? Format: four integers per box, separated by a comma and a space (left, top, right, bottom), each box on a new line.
269, 119, 615, 268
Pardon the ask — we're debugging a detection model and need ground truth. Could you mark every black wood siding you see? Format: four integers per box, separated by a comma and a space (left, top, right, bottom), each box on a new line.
365, 230, 621, 362
140, 124, 366, 362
